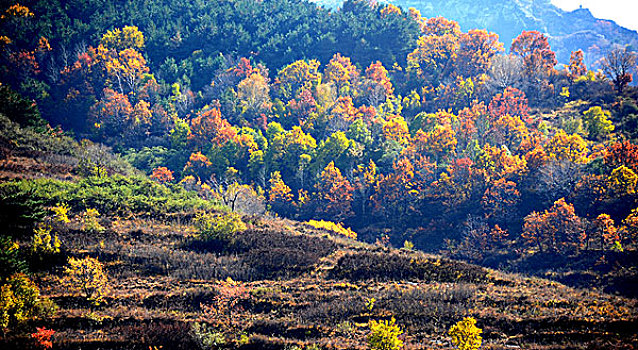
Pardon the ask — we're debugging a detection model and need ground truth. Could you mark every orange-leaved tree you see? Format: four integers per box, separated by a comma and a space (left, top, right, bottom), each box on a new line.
315, 161, 354, 221
522, 198, 586, 253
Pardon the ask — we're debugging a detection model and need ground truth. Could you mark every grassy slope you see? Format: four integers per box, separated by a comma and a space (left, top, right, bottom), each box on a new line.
0, 118, 636, 349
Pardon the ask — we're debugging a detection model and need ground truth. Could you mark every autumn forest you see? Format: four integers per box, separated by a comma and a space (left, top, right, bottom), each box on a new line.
1, 0, 638, 349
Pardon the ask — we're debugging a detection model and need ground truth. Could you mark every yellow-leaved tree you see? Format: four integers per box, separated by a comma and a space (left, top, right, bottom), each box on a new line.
63, 257, 109, 305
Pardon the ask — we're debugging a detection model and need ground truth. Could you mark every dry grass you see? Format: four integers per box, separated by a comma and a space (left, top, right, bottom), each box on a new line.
13, 214, 634, 350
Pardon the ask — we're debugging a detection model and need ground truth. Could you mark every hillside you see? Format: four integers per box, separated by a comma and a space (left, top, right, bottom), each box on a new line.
315, 0, 638, 66
0, 123, 636, 349
2, 0, 638, 348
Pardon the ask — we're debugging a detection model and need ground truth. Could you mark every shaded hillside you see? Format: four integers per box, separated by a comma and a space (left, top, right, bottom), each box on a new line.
316, 0, 638, 66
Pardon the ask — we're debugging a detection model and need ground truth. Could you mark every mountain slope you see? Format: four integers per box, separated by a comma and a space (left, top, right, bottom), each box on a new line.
1, 118, 636, 349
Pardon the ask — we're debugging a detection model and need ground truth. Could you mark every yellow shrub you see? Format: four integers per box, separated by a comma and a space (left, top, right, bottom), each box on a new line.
0, 274, 56, 332
31, 224, 61, 255
306, 219, 357, 239
367, 317, 403, 350
52, 203, 70, 223
82, 208, 104, 233
194, 211, 246, 242
449, 317, 482, 350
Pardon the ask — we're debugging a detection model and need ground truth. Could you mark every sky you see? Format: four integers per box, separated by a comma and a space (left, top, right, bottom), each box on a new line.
551, 0, 638, 31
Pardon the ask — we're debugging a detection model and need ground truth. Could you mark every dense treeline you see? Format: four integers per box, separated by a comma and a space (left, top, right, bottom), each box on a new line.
4, 0, 417, 92
2, 0, 638, 262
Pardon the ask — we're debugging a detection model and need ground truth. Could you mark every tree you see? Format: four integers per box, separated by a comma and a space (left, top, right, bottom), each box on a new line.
361, 61, 393, 105
418, 124, 458, 163
63, 257, 108, 305
604, 141, 638, 173
380, 3, 401, 17
314, 131, 356, 174
99, 25, 145, 51
89, 88, 133, 140
237, 73, 271, 117
545, 130, 589, 164
475, 144, 527, 181
373, 157, 419, 222
150, 167, 174, 184
607, 165, 638, 197
268, 171, 294, 215
353, 159, 378, 216
582, 106, 614, 141
286, 87, 317, 125
328, 96, 361, 132
488, 87, 530, 122
232, 57, 260, 80
324, 53, 359, 96
510, 30, 557, 77
458, 216, 509, 260
481, 179, 520, 223
489, 114, 528, 152
422, 16, 461, 37
1, 274, 54, 333
212, 182, 263, 214
315, 161, 354, 221
601, 47, 637, 94
1, 4, 33, 20
276, 59, 321, 99
622, 208, 638, 247
521, 198, 586, 253
383, 116, 410, 146
407, 32, 458, 86
188, 107, 237, 149
592, 214, 620, 250
456, 29, 503, 78
567, 50, 587, 81
101, 47, 150, 95
486, 54, 524, 92
183, 152, 213, 180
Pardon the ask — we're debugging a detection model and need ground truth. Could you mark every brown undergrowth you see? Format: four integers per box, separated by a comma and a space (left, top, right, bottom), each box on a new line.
7, 213, 635, 350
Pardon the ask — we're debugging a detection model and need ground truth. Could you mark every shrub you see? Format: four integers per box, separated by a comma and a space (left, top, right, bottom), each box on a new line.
117, 320, 197, 350
201, 278, 250, 332
51, 203, 70, 224
0, 175, 219, 221
31, 327, 55, 349
81, 208, 104, 233
448, 317, 482, 350
237, 229, 337, 279
190, 322, 226, 350
150, 166, 175, 184
194, 212, 246, 243
330, 251, 488, 283
30, 224, 61, 256
0, 236, 26, 279
306, 219, 357, 239
0, 274, 56, 333
367, 317, 403, 350
63, 256, 109, 305
0, 181, 47, 237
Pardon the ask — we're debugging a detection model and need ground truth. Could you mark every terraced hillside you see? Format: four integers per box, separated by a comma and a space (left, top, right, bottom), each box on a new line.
14, 214, 638, 349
